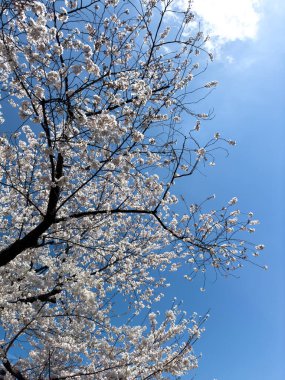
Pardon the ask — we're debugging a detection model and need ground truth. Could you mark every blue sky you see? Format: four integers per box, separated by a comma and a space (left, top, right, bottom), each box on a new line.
170, 0, 285, 379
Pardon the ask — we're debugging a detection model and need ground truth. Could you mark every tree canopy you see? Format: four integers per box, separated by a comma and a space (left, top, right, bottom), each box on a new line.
0, 1, 264, 378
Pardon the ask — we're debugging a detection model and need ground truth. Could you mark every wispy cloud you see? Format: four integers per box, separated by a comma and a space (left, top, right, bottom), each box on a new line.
175, 0, 262, 56
193, 0, 261, 42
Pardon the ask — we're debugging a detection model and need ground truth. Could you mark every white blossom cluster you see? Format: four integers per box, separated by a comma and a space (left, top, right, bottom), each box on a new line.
0, 0, 264, 378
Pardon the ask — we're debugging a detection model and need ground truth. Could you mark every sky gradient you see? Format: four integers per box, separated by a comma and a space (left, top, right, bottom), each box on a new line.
173, 1, 285, 379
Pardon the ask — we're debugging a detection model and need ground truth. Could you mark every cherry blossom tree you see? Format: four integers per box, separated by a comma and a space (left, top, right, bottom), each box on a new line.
0, 0, 264, 378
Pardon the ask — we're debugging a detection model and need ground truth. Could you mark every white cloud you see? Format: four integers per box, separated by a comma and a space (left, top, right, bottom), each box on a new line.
192, 0, 262, 42
175, 0, 262, 51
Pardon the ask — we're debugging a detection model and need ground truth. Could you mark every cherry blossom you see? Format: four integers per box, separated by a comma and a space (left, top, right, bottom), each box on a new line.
0, 0, 264, 378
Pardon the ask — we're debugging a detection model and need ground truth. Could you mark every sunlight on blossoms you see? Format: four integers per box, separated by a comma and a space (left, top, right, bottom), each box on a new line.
0, 0, 265, 378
